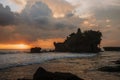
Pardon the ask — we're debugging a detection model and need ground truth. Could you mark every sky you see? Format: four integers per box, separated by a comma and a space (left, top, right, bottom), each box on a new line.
0, 0, 120, 49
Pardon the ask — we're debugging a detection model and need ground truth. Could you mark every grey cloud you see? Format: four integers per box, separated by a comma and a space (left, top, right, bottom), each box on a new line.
0, 3, 15, 26
0, 1, 54, 43
65, 12, 74, 18
91, 5, 120, 46
94, 6, 120, 22
12, 1, 76, 41
35, 17, 49, 25
27, 2, 52, 17
55, 22, 75, 30
20, 1, 52, 25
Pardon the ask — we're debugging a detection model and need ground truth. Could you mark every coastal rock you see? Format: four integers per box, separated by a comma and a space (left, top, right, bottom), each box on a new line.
113, 60, 120, 64
17, 78, 32, 80
98, 66, 120, 72
103, 47, 120, 51
30, 47, 41, 53
54, 28, 102, 53
33, 67, 84, 80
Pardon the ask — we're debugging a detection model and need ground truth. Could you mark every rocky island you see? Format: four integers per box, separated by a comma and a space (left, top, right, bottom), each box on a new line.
54, 28, 102, 53
30, 47, 41, 53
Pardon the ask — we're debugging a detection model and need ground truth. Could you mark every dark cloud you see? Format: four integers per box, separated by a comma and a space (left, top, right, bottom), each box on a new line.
21, 1, 52, 17
19, 1, 52, 25
30, 2, 52, 17
18, 1, 76, 30
35, 17, 49, 26
55, 22, 75, 30
0, 3, 15, 26
0, 1, 76, 44
0, 1, 52, 43
65, 12, 74, 18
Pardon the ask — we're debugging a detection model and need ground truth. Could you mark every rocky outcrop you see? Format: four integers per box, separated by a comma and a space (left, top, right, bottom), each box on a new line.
33, 67, 84, 80
17, 78, 32, 80
54, 28, 102, 53
103, 47, 120, 51
98, 66, 120, 72
30, 47, 41, 53
98, 59, 120, 72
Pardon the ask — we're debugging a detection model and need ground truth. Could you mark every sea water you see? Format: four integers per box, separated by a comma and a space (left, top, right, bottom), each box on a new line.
0, 49, 101, 70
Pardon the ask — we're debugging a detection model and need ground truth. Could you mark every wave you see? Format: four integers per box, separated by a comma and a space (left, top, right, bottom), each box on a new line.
0, 52, 97, 70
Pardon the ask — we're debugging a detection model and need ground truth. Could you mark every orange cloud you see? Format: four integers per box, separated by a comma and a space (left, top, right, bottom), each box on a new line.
11, 0, 26, 5
31, 38, 64, 49
40, 0, 73, 18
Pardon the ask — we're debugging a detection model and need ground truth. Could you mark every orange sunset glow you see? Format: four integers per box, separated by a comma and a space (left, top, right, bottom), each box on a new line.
0, 44, 30, 49
30, 38, 64, 49
0, 38, 64, 49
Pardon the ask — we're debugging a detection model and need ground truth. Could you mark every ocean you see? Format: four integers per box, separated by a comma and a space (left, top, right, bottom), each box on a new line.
0, 49, 97, 70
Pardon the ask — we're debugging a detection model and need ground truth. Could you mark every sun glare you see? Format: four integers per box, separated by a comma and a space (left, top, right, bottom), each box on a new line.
0, 44, 30, 49
17, 44, 29, 49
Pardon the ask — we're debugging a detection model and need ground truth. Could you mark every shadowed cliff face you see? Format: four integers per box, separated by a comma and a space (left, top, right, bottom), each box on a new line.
54, 28, 102, 53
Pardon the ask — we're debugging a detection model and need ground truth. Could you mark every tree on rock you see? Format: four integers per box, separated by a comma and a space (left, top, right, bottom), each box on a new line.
54, 28, 102, 53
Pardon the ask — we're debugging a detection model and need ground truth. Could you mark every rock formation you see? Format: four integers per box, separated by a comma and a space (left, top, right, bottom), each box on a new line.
17, 67, 84, 80
54, 28, 102, 53
30, 47, 41, 53
33, 67, 84, 80
103, 47, 120, 51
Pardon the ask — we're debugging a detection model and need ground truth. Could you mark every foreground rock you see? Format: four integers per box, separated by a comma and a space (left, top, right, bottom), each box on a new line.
113, 60, 120, 64
33, 67, 84, 80
98, 66, 120, 72
17, 78, 32, 80
98, 59, 120, 72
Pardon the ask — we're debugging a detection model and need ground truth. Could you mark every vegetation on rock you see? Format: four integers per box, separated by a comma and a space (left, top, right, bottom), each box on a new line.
54, 28, 102, 53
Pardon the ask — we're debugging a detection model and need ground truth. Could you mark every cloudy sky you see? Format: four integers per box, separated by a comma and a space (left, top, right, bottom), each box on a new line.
0, 0, 120, 49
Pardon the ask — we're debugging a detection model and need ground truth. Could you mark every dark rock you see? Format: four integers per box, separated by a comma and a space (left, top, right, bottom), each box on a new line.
54, 28, 102, 53
33, 67, 84, 80
30, 47, 41, 53
17, 78, 32, 80
103, 47, 120, 51
98, 66, 120, 72
113, 60, 120, 64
